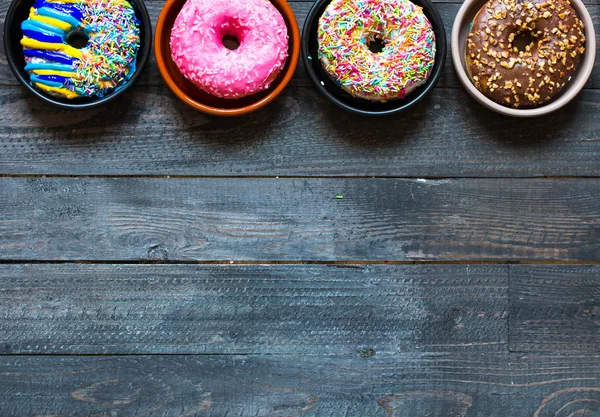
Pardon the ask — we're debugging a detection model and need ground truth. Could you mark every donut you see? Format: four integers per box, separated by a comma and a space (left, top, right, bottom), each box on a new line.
466, 0, 585, 108
20, 0, 140, 99
317, 0, 436, 102
170, 0, 289, 99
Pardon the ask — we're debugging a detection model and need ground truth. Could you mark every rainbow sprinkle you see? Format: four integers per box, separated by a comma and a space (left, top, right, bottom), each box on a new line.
73, 0, 140, 97
318, 0, 436, 101
21, 0, 140, 98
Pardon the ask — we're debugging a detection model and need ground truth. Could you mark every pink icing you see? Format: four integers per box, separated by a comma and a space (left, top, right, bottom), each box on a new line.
170, 0, 289, 99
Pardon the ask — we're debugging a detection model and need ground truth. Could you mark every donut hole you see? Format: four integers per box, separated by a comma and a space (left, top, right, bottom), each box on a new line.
66, 30, 90, 49
222, 34, 240, 51
513, 30, 535, 52
368, 36, 386, 54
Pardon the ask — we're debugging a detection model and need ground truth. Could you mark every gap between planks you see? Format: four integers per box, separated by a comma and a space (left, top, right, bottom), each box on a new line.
1, 175, 600, 179
2, 260, 600, 265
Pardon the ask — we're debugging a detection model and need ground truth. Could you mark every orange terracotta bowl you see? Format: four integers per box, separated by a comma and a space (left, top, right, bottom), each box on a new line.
154, 0, 300, 116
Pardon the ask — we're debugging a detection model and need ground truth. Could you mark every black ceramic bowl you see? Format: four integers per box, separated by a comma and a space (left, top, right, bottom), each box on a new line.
302, 0, 447, 116
3, 0, 152, 109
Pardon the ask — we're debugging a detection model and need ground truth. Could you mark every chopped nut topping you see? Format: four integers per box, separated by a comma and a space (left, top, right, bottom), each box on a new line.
466, 0, 583, 109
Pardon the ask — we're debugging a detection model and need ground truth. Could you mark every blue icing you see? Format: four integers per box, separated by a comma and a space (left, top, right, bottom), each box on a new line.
25, 19, 65, 35
29, 74, 65, 87
37, 7, 82, 27
34, 74, 70, 83
24, 62, 74, 72
22, 27, 63, 43
42, 2, 83, 21
23, 49, 75, 65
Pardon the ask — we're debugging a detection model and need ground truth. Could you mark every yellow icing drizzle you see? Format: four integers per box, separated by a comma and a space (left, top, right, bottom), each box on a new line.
21, 38, 82, 58
32, 69, 77, 77
29, 11, 72, 30
34, 82, 79, 98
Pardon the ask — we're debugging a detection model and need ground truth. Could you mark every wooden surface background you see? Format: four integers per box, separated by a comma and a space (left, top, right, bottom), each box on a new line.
1, 0, 600, 415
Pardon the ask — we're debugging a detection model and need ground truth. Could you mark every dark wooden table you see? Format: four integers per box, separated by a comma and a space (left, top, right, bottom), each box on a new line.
2, 0, 600, 415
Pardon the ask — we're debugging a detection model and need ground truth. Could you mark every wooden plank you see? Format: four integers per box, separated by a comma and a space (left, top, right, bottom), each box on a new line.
3, 86, 600, 176
0, 264, 507, 354
2, 177, 600, 261
1, 353, 600, 416
2, 2, 599, 88
510, 265, 600, 353
1, 3, 600, 178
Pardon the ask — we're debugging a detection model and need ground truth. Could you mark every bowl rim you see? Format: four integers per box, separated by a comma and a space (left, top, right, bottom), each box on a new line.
154, 0, 301, 117
2, 0, 152, 109
451, 0, 596, 117
301, 0, 447, 116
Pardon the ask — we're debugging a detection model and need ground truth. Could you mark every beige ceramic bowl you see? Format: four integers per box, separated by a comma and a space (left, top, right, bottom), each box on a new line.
452, 0, 596, 117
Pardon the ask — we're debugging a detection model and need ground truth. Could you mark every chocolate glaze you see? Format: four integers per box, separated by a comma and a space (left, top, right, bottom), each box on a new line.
466, 0, 585, 108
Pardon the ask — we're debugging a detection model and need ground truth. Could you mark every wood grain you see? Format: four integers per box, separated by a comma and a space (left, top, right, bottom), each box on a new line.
1, 1, 600, 177
1, 353, 600, 416
3, 177, 600, 261
4, 86, 600, 176
0, 264, 507, 354
510, 265, 600, 353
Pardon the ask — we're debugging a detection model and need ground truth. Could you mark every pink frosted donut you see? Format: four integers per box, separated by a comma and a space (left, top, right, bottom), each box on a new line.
170, 0, 289, 99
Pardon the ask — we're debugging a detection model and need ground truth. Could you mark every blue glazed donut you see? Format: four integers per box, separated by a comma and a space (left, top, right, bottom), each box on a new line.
20, 0, 140, 98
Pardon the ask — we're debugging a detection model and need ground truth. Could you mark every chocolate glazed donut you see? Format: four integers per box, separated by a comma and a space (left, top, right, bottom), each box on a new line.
466, 0, 585, 108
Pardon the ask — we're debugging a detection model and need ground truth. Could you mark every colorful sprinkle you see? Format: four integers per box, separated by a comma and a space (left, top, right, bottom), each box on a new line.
21, 0, 140, 99
318, 0, 436, 101
169, 0, 288, 99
